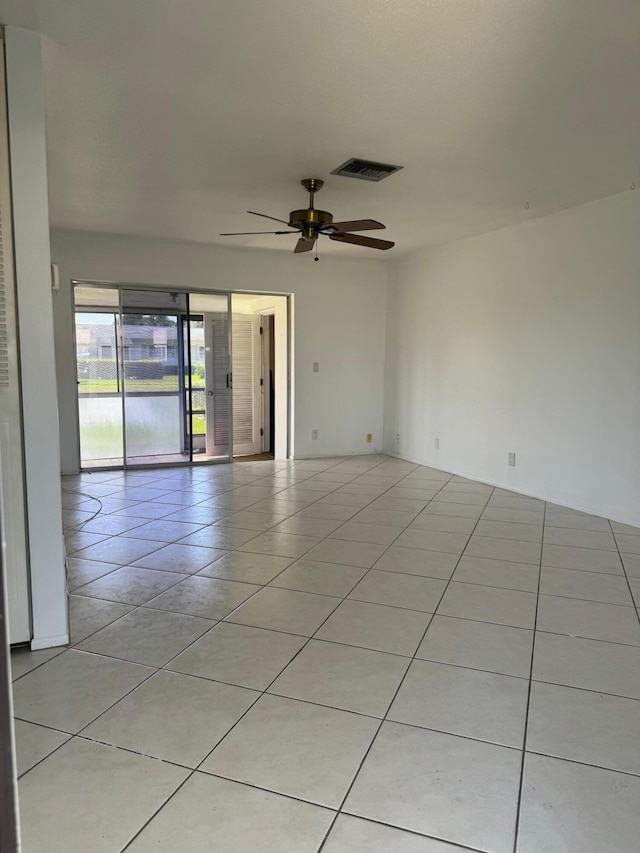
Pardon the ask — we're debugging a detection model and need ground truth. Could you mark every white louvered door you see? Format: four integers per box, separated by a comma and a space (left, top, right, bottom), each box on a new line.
0, 39, 31, 644
231, 315, 263, 456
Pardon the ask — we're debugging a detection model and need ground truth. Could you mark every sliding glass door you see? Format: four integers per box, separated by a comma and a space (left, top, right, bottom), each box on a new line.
74, 284, 232, 468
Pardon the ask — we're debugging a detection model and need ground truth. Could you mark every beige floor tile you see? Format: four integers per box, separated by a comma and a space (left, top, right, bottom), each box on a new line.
351, 508, 421, 527
74, 566, 185, 605
536, 595, 640, 645
237, 530, 321, 558
517, 754, 640, 853
315, 599, 432, 656
18, 738, 187, 853
268, 559, 367, 597
533, 632, 640, 699
436, 582, 537, 628
435, 491, 488, 506
132, 543, 228, 573
178, 525, 260, 550
488, 496, 544, 511
480, 506, 544, 525
539, 566, 633, 605
69, 594, 133, 644
226, 586, 340, 635
527, 681, 640, 774
372, 546, 458, 579
77, 607, 215, 666
473, 520, 542, 543
544, 527, 616, 551
452, 556, 539, 592
197, 550, 293, 584
323, 816, 467, 852
408, 513, 477, 534
417, 615, 533, 677
611, 521, 640, 535
300, 538, 387, 568
12, 649, 153, 732
269, 639, 409, 717
10, 647, 65, 681
615, 533, 640, 554
117, 518, 205, 542
13, 720, 70, 777
464, 535, 541, 565
126, 772, 334, 853
83, 670, 258, 767
67, 557, 120, 590
393, 528, 469, 555
622, 552, 640, 576
423, 501, 483, 519
145, 575, 259, 619
167, 622, 306, 689
269, 515, 344, 537
73, 536, 163, 565
349, 570, 446, 613
296, 502, 360, 521
329, 521, 404, 546
388, 659, 528, 747
545, 510, 611, 531
344, 722, 520, 853
200, 694, 378, 808
367, 496, 427, 513
216, 510, 289, 531
542, 543, 623, 574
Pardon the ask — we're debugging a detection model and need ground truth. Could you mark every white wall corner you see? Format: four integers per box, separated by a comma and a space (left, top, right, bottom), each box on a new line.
5, 27, 68, 645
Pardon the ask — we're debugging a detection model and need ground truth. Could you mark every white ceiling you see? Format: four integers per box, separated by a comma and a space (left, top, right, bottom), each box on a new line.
2, 0, 639, 257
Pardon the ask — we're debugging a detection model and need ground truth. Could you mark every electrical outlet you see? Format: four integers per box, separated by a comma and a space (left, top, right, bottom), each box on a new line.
311, 429, 319, 440
366, 433, 372, 443
312, 362, 319, 373
508, 451, 516, 467
435, 437, 440, 449
396, 432, 400, 446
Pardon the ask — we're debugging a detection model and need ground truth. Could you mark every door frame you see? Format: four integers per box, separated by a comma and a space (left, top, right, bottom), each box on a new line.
71, 281, 292, 470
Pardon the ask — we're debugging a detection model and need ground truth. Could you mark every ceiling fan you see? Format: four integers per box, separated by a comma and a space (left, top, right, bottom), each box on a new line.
220, 178, 394, 254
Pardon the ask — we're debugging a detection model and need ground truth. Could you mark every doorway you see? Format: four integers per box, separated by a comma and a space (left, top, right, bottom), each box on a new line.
73, 284, 288, 469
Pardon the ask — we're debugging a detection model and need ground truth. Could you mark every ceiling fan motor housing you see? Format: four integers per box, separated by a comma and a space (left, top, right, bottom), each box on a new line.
288, 207, 334, 240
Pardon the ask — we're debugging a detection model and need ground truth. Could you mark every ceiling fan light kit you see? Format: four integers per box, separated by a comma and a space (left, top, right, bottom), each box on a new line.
220, 177, 395, 256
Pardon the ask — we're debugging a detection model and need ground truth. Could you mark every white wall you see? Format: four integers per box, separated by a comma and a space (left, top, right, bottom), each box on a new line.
384, 190, 640, 525
51, 231, 388, 472
5, 29, 68, 649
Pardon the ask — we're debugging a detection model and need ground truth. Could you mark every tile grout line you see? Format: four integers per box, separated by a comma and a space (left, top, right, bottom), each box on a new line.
315, 482, 495, 852
510, 496, 546, 853
608, 518, 640, 624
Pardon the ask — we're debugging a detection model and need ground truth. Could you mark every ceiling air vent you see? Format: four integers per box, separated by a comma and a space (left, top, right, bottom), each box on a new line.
331, 158, 403, 182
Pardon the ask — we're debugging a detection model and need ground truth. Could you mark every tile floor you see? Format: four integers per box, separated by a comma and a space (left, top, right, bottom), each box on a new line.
10, 454, 640, 852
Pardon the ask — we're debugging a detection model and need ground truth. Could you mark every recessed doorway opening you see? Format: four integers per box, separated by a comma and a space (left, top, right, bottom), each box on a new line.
73, 283, 290, 470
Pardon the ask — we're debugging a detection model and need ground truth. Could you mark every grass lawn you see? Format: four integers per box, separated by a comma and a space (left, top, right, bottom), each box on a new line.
78, 376, 204, 393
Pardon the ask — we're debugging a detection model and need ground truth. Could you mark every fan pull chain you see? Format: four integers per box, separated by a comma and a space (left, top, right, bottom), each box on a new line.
314, 238, 319, 262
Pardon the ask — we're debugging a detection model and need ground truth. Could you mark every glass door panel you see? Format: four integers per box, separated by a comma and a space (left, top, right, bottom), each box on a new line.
189, 293, 232, 461
75, 309, 124, 468
121, 290, 188, 466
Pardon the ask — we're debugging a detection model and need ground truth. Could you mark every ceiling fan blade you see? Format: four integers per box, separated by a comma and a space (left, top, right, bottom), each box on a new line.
219, 230, 297, 235
247, 210, 291, 226
327, 219, 385, 232
294, 237, 315, 254
329, 233, 394, 250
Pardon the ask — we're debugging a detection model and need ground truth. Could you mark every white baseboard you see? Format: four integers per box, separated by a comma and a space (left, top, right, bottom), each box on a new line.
31, 633, 69, 651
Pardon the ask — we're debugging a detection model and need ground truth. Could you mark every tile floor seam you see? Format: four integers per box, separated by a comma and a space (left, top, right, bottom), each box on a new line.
316, 483, 494, 851
510, 495, 546, 853
608, 518, 640, 629
521, 747, 640, 779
